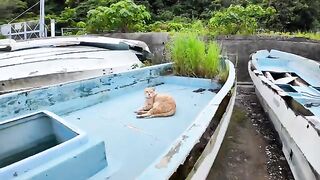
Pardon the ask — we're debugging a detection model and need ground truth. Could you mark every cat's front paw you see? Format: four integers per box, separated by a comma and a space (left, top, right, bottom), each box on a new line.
135, 110, 148, 115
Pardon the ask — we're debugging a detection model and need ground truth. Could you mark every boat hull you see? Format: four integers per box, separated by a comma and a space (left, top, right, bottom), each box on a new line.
0, 36, 149, 94
187, 84, 236, 180
249, 60, 320, 180
0, 61, 236, 179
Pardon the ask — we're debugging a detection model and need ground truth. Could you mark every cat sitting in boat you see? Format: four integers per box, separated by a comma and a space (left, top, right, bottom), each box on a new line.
135, 87, 176, 118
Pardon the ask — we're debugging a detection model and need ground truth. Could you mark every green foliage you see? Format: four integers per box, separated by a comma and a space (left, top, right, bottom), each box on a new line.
260, 31, 320, 41
267, 0, 320, 32
204, 42, 221, 77
58, 7, 77, 25
182, 20, 209, 35
169, 33, 204, 77
209, 4, 276, 35
169, 33, 228, 81
148, 21, 185, 32
0, 0, 27, 23
86, 0, 151, 33
0, 0, 319, 38
0, 34, 6, 39
147, 19, 209, 35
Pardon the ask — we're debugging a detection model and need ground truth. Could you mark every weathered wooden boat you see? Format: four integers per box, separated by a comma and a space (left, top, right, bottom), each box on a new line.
248, 50, 320, 180
0, 36, 151, 94
0, 60, 235, 179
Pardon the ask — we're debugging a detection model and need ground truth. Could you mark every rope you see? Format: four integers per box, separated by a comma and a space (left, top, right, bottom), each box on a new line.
8, 1, 40, 24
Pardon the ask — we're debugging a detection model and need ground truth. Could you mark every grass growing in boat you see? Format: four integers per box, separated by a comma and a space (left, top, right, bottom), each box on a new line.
169, 33, 228, 82
204, 42, 220, 78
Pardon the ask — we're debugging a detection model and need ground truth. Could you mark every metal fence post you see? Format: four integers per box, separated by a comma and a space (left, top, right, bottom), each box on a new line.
24, 22, 27, 40
51, 19, 55, 37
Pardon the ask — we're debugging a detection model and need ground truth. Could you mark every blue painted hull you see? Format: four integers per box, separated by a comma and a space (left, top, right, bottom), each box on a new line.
0, 62, 235, 179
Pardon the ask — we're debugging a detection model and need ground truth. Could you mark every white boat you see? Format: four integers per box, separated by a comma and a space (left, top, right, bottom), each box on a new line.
249, 49, 320, 180
0, 36, 152, 94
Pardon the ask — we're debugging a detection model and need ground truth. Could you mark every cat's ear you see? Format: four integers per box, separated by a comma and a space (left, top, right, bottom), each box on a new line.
151, 87, 155, 91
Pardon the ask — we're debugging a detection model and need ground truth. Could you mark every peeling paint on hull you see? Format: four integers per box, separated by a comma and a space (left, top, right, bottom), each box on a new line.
0, 61, 235, 180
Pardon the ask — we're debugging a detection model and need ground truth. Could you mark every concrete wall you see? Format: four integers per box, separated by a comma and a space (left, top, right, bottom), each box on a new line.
103, 32, 170, 64
103, 33, 320, 82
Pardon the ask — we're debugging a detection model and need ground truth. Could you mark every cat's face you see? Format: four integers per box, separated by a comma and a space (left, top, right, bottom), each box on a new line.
144, 87, 156, 99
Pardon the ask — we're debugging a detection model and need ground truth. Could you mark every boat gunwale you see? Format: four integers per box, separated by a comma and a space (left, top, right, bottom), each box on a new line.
0, 36, 151, 54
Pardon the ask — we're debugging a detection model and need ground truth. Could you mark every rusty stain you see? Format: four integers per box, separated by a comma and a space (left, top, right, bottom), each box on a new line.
154, 134, 188, 169
156, 141, 182, 169
187, 123, 199, 132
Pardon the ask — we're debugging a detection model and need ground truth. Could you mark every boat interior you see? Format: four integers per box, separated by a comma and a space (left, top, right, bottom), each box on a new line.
251, 50, 320, 121
0, 64, 230, 179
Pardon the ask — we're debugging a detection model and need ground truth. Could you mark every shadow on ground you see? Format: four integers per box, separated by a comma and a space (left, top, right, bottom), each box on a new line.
207, 85, 294, 180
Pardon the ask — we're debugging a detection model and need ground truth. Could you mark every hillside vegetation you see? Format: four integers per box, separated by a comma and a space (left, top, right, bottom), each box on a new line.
0, 0, 319, 38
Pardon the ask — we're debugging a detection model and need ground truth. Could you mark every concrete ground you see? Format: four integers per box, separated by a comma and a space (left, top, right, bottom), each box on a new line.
207, 85, 294, 180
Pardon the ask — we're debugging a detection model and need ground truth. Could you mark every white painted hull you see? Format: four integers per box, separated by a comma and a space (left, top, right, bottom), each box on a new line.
249, 61, 320, 180
0, 36, 148, 94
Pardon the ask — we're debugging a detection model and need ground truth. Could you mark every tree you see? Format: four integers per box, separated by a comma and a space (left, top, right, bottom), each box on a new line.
0, 0, 26, 23
267, 0, 320, 31
86, 0, 151, 33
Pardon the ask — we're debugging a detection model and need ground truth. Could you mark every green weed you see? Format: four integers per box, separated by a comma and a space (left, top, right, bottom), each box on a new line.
169, 33, 229, 82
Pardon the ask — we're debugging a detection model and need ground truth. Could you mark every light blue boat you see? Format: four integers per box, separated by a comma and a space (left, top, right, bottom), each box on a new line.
0, 61, 235, 180
249, 50, 320, 180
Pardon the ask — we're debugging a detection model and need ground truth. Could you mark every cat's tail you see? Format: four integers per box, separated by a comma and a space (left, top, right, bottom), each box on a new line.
150, 108, 176, 118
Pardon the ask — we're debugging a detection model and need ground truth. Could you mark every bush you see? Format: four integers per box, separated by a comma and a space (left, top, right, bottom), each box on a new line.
86, 0, 151, 33
209, 4, 276, 35
147, 21, 185, 32
169, 33, 228, 81
147, 19, 209, 34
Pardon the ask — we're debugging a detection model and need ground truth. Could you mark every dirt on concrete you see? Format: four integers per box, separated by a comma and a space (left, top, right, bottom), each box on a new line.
207, 85, 294, 180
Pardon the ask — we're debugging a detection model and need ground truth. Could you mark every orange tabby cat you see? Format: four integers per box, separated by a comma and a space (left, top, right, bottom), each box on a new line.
135, 87, 176, 118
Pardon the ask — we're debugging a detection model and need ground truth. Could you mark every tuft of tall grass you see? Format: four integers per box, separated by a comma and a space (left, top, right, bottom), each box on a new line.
203, 42, 220, 78
169, 33, 229, 82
